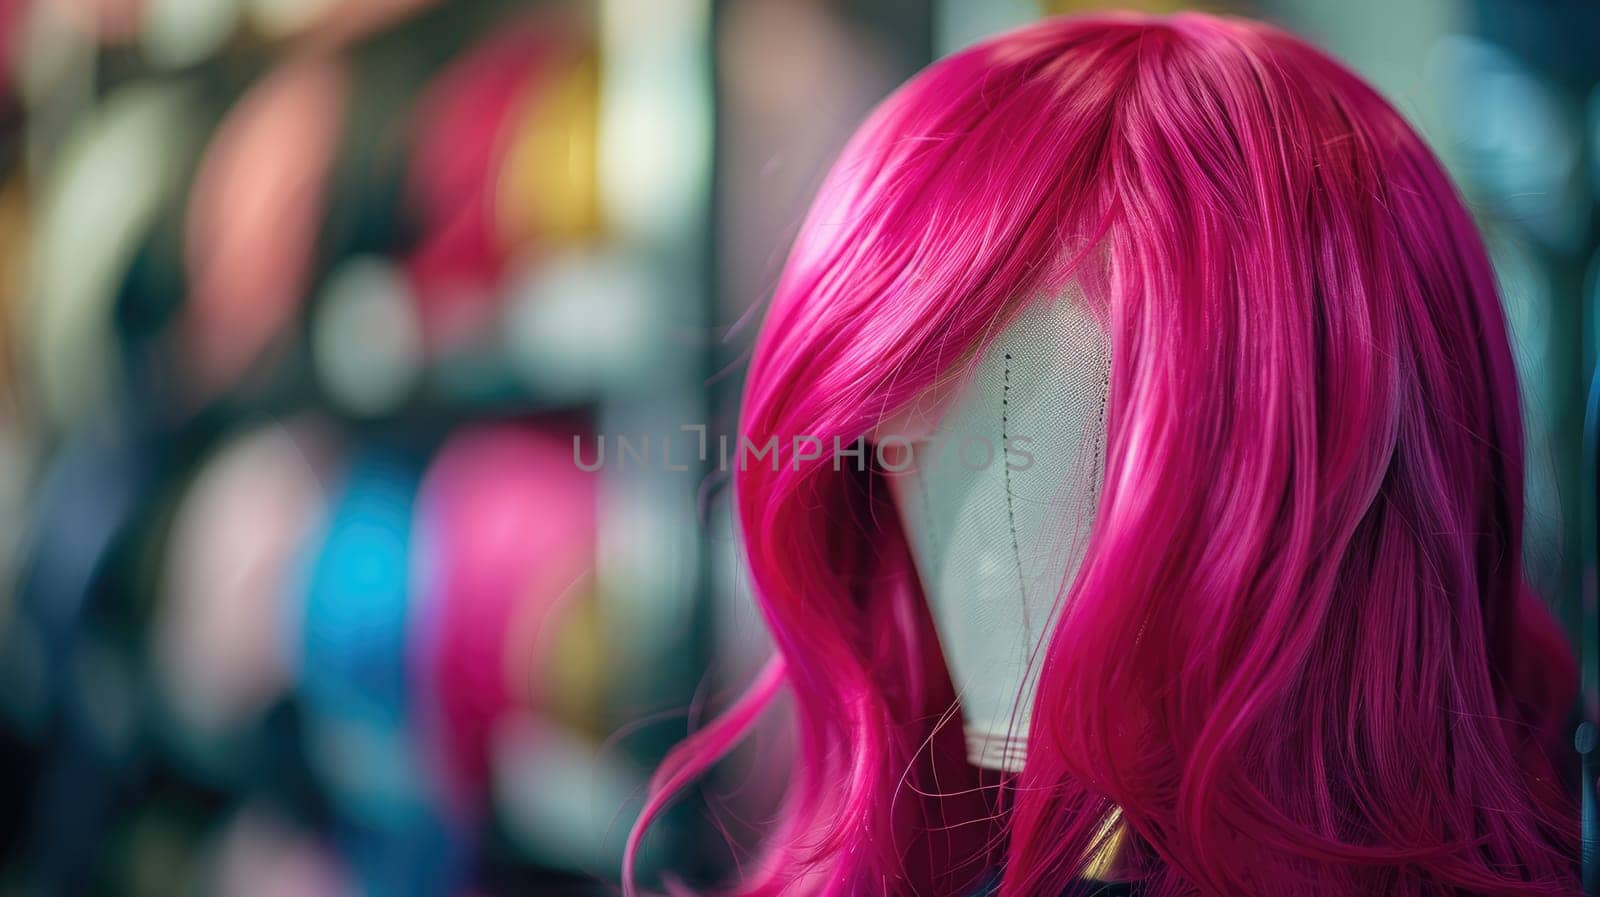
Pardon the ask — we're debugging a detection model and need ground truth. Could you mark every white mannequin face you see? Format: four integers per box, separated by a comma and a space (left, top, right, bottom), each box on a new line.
881, 286, 1110, 771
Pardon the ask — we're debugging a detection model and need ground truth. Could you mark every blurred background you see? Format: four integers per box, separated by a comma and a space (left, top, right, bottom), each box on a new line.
0, 0, 1594, 895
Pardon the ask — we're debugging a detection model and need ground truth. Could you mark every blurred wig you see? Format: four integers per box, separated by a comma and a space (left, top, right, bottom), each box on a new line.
629, 13, 1578, 897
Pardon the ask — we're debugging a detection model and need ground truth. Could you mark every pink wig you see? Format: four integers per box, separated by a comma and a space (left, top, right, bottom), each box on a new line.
410, 425, 597, 814
629, 13, 1578, 897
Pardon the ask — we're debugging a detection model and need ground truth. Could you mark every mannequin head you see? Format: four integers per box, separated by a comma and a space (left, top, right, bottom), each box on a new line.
881, 286, 1110, 772
629, 12, 1576, 897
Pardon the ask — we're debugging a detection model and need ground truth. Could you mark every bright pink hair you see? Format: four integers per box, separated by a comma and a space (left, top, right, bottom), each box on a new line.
627, 13, 1578, 897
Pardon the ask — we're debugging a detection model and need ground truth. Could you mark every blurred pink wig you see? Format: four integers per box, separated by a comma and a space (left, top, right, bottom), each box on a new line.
629, 13, 1578, 897
411, 425, 597, 814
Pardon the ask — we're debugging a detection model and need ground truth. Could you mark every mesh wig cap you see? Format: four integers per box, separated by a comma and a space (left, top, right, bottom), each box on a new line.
886, 287, 1110, 771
